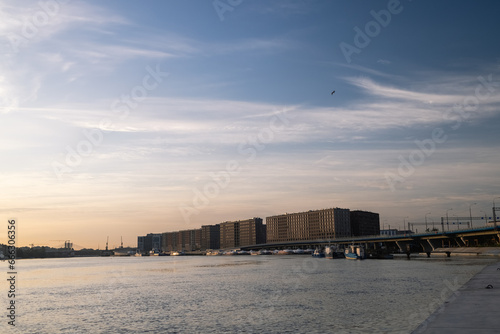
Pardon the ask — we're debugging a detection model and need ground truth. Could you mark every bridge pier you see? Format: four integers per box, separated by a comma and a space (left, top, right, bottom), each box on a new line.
418, 239, 434, 257
406, 244, 411, 259
426, 239, 437, 251
454, 237, 466, 247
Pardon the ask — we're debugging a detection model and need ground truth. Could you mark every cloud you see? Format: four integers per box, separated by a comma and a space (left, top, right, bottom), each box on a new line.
15, 66, 500, 152
377, 59, 391, 65
346, 76, 458, 104
210, 37, 295, 54
0, 1, 129, 54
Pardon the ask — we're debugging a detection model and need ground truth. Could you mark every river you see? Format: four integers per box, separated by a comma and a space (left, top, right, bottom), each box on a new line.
6, 255, 498, 333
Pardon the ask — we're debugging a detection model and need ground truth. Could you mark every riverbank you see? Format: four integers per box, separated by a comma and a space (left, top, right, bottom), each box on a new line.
425, 247, 500, 257
412, 260, 500, 333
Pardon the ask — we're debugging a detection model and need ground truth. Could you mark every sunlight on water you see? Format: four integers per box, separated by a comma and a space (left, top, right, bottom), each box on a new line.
9, 256, 497, 333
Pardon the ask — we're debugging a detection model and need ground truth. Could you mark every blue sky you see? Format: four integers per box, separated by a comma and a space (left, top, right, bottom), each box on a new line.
1, 0, 500, 249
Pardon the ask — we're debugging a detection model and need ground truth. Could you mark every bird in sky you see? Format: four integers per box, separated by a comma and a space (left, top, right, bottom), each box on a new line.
331, 90, 335, 95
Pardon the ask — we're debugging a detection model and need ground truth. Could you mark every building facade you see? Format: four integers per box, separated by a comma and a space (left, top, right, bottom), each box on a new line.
137, 236, 146, 252
220, 220, 240, 249
138, 233, 162, 253
162, 229, 201, 252
266, 208, 351, 243
162, 231, 177, 252
350, 210, 380, 236
201, 224, 220, 250
220, 218, 265, 249
239, 218, 266, 246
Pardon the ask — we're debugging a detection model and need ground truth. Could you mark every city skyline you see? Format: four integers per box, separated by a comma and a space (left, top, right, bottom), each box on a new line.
1, 1, 500, 249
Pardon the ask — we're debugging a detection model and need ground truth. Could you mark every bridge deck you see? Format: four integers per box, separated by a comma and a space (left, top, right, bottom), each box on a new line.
240, 226, 499, 250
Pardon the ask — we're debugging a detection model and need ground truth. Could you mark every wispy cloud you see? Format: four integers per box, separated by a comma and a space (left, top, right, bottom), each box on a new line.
17, 66, 500, 149
346, 76, 458, 104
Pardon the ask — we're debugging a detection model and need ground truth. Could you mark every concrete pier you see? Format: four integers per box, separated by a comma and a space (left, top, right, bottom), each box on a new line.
413, 260, 500, 333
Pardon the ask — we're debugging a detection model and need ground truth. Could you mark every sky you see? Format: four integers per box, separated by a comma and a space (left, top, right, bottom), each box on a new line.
1, 0, 500, 249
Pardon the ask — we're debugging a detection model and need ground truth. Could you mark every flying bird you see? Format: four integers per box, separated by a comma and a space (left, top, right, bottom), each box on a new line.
331, 90, 335, 95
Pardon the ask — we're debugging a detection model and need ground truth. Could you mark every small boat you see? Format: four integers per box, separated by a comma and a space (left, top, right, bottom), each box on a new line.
259, 249, 272, 255
237, 250, 250, 255
345, 245, 365, 260
312, 249, 325, 258
293, 249, 305, 255
206, 250, 223, 256
149, 249, 160, 256
171, 251, 185, 256
277, 249, 294, 255
325, 245, 344, 259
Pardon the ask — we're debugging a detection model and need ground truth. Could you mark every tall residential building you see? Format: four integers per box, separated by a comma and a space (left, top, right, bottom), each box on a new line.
350, 210, 380, 236
184, 228, 202, 251
239, 218, 266, 246
266, 208, 351, 243
150, 233, 162, 251
201, 224, 220, 250
220, 218, 265, 249
162, 231, 178, 252
138, 233, 162, 252
220, 220, 240, 249
137, 236, 146, 252
161, 229, 201, 252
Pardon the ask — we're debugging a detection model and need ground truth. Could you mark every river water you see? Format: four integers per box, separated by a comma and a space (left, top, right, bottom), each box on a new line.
5, 255, 498, 333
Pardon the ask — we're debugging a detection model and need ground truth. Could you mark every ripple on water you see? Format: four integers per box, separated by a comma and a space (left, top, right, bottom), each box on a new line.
15, 256, 497, 333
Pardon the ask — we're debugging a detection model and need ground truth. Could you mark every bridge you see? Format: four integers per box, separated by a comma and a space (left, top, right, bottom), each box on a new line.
240, 225, 500, 257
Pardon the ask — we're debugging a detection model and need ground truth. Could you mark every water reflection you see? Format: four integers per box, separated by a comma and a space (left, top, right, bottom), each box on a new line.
15, 256, 498, 333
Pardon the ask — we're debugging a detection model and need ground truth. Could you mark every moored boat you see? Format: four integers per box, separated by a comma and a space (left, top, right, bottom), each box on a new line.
277, 249, 294, 255
345, 245, 365, 260
149, 249, 160, 256
312, 248, 325, 258
171, 251, 185, 256
325, 245, 344, 259
206, 250, 223, 256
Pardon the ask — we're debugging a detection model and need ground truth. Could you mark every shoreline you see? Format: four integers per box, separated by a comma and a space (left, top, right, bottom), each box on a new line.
412, 260, 500, 333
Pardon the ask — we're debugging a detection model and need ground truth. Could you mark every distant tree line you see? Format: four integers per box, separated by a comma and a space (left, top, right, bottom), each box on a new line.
0, 244, 102, 259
